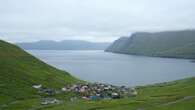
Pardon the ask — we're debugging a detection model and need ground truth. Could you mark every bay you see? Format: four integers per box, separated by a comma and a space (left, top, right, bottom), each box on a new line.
28, 50, 195, 86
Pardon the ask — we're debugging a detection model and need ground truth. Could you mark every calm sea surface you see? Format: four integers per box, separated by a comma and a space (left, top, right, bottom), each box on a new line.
28, 50, 195, 86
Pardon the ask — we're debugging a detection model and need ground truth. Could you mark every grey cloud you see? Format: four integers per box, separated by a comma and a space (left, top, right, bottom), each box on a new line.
0, 0, 195, 42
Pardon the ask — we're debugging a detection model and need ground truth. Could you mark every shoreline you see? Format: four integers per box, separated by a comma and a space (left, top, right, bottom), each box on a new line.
105, 50, 195, 60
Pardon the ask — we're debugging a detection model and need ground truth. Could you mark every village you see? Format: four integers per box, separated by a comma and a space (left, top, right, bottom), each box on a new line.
33, 82, 138, 105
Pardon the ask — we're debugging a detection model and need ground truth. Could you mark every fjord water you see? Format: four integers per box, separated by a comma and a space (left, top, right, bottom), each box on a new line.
28, 50, 195, 86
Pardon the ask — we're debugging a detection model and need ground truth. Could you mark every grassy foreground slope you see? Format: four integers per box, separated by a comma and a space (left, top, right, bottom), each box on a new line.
0, 40, 79, 109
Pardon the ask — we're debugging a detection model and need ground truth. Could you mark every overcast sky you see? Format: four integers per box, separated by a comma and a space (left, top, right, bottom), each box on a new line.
0, 0, 195, 42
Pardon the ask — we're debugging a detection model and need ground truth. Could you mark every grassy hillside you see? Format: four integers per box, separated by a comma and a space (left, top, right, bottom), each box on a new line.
106, 30, 195, 59
0, 40, 80, 109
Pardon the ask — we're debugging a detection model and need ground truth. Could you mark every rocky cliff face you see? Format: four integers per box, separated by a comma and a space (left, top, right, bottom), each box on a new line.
106, 30, 195, 59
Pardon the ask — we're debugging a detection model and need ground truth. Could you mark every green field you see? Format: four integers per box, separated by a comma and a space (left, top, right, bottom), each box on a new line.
0, 40, 195, 110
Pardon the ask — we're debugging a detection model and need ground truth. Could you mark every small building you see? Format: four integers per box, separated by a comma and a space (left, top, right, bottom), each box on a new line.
82, 96, 89, 100
32, 84, 42, 89
90, 96, 101, 101
61, 87, 67, 92
129, 88, 138, 96
111, 92, 120, 99
41, 89, 56, 96
79, 87, 86, 93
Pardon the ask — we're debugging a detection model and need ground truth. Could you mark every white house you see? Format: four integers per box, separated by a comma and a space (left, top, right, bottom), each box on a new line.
61, 87, 67, 92
32, 84, 42, 89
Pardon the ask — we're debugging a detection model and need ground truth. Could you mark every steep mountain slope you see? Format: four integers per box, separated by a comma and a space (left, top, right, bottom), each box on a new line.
106, 30, 195, 59
17, 40, 110, 50
0, 40, 79, 107
105, 37, 129, 52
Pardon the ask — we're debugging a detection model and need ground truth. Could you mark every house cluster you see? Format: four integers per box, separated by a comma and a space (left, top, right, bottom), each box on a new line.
32, 83, 138, 103
61, 83, 137, 100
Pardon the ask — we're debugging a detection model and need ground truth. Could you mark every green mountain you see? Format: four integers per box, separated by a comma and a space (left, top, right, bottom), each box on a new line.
0, 40, 79, 109
106, 30, 195, 59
